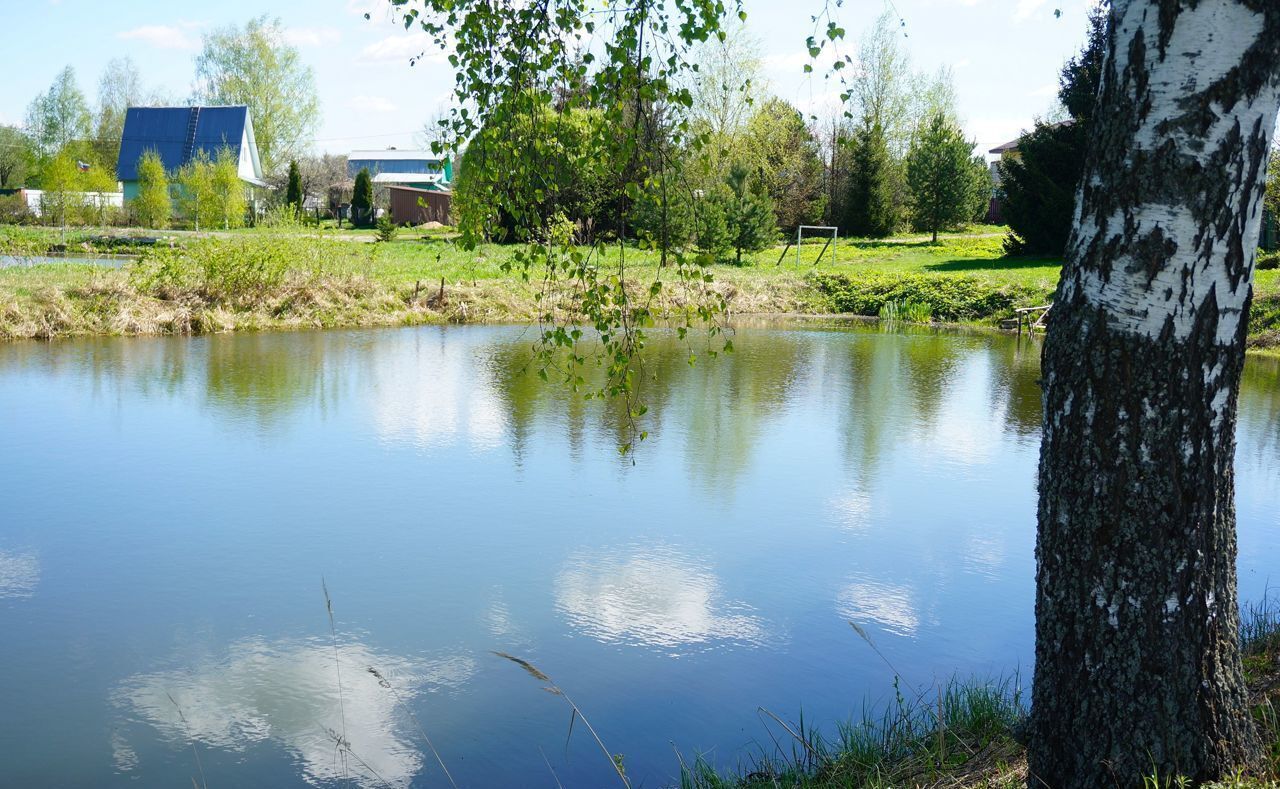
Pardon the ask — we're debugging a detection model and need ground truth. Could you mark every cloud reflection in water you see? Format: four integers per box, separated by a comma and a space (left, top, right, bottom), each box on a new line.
114, 638, 474, 788
836, 578, 922, 637
555, 545, 767, 654
0, 551, 38, 598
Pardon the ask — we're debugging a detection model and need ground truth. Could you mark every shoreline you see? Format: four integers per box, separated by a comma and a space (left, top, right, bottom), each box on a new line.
3, 228, 1279, 352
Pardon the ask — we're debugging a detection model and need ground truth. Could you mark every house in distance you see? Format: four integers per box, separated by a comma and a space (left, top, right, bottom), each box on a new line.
116, 105, 267, 204
348, 148, 454, 225
346, 148, 452, 191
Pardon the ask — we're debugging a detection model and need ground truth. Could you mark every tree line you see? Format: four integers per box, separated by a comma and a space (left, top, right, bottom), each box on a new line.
450, 13, 991, 258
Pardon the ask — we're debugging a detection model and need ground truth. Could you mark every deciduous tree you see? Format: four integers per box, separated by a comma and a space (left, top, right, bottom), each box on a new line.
193, 15, 320, 175
0, 125, 32, 189
744, 98, 826, 233
94, 57, 145, 170
133, 150, 171, 230
25, 67, 92, 167
1031, 1, 1280, 783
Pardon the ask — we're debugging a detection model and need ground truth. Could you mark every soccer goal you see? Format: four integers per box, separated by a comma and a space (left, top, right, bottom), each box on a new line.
776, 225, 839, 266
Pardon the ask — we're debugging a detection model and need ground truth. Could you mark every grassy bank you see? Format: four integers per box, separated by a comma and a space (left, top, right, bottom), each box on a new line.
4, 224, 1280, 347
680, 600, 1280, 788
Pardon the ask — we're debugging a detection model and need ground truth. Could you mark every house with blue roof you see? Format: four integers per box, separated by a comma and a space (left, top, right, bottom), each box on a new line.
347, 149, 452, 191
116, 105, 267, 203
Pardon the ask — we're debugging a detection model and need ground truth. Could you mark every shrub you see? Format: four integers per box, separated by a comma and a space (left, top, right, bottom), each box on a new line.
0, 194, 34, 225
375, 213, 398, 243
257, 203, 306, 229
1257, 250, 1280, 271
810, 271, 1047, 322
131, 237, 312, 304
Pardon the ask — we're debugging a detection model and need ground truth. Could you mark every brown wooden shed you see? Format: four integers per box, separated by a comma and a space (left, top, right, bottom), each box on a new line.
388, 185, 452, 226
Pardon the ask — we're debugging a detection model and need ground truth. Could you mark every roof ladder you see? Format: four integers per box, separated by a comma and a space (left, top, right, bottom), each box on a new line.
183, 107, 201, 161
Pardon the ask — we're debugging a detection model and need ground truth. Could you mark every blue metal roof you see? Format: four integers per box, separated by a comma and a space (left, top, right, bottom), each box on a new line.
116, 106, 260, 181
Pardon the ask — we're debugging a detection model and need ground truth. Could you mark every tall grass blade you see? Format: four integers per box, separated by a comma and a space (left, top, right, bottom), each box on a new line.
493, 651, 631, 788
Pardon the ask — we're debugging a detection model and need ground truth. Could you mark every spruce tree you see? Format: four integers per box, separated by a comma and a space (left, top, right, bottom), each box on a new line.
286, 160, 303, 217
846, 119, 896, 238
352, 167, 374, 227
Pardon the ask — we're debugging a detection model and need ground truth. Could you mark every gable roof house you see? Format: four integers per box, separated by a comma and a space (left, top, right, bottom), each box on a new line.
116, 106, 266, 202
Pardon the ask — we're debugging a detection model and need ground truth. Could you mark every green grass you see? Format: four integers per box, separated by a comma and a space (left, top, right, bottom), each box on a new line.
678, 600, 1280, 789
4, 222, 1280, 346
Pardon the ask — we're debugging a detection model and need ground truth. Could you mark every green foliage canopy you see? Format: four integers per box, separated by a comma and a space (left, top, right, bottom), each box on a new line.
999, 4, 1106, 255
134, 150, 171, 230
744, 98, 826, 233
193, 15, 320, 175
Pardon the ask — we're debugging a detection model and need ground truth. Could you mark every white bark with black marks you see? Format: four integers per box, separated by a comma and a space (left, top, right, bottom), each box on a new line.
1031, 0, 1280, 785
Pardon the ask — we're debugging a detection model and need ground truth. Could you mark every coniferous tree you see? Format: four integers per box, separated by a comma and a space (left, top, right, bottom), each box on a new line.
846, 119, 896, 238
352, 168, 374, 227
722, 163, 777, 264
906, 113, 987, 242
286, 160, 303, 217
999, 4, 1107, 255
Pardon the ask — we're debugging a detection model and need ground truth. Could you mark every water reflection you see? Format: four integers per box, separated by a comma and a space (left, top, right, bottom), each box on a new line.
836, 577, 925, 637
0, 551, 38, 598
114, 638, 475, 788
555, 545, 767, 653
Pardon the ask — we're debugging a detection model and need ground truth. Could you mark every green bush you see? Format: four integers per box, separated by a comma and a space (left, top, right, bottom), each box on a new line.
810, 271, 1046, 322
1257, 250, 1280, 271
375, 213, 398, 243
131, 237, 317, 303
0, 194, 34, 225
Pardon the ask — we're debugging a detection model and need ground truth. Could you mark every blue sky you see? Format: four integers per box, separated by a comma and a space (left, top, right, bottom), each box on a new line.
1, 0, 1096, 159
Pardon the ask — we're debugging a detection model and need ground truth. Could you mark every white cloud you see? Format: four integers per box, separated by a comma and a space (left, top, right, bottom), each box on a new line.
117, 25, 199, 51
359, 32, 445, 64
1013, 0, 1048, 22
1028, 83, 1059, 97
284, 26, 342, 47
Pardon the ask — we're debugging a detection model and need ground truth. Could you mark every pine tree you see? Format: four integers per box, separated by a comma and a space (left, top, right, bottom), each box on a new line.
846, 119, 896, 238
134, 150, 170, 229
723, 164, 777, 264
352, 168, 374, 227
286, 160, 303, 217
906, 113, 986, 242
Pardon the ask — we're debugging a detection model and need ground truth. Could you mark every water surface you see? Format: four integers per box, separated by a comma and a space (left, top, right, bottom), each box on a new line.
0, 323, 1277, 787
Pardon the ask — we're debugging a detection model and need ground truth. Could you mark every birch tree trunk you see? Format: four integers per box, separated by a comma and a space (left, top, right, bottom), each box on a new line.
1030, 1, 1280, 784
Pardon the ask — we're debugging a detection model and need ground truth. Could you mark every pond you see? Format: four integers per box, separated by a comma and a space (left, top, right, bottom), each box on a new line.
0, 323, 1277, 787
